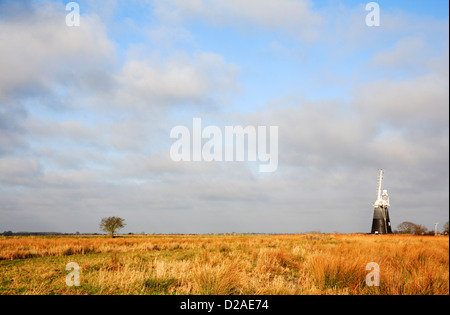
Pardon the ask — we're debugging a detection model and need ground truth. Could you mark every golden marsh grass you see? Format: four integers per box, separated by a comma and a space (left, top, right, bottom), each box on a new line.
0, 234, 448, 295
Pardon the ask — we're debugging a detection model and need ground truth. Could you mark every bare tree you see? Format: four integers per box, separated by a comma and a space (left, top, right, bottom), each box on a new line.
99, 216, 126, 238
443, 221, 449, 235
397, 221, 428, 235
413, 224, 427, 235
397, 221, 416, 234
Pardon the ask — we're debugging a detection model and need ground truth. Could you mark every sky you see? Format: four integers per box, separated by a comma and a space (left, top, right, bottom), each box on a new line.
0, 0, 448, 234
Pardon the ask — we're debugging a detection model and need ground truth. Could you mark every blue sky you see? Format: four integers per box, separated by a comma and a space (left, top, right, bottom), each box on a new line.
0, 0, 448, 234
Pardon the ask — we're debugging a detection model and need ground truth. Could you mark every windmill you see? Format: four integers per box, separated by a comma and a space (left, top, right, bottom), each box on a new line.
371, 169, 392, 234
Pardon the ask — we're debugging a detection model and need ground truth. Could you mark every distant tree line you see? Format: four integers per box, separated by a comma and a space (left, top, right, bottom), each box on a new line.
2, 220, 449, 236
394, 221, 449, 235
1, 231, 101, 236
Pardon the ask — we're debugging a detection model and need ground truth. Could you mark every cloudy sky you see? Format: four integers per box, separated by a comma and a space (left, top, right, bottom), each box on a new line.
0, 0, 448, 234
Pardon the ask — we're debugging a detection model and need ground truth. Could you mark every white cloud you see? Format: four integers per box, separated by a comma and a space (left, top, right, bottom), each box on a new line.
0, 1, 115, 100
153, 0, 323, 40
111, 52, 239, 109
353, 73, 449, 129
0, 157, 41, 186
371, 37, 426, 69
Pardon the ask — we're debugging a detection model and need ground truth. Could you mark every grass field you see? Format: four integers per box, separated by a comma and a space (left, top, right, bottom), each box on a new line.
0, 234, 448, 295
